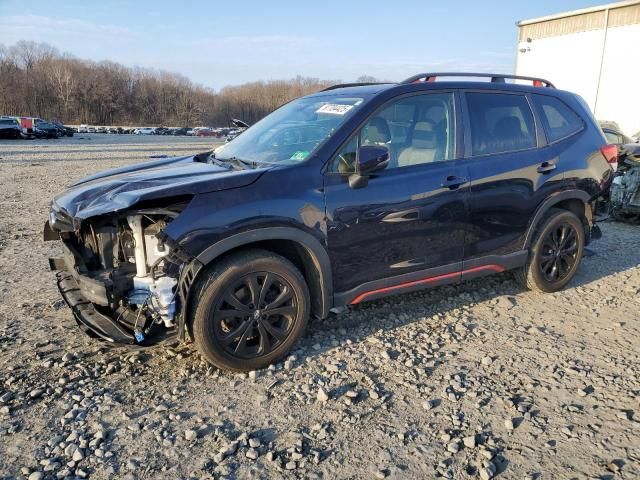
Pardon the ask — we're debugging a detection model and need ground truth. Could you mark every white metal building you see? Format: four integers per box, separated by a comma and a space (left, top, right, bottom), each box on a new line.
516, 1, 640, 137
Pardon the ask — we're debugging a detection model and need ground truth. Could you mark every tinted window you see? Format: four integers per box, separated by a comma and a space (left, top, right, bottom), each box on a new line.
467, 93, 536, 156
332, 93, 456, 173
532, 95, 583, 143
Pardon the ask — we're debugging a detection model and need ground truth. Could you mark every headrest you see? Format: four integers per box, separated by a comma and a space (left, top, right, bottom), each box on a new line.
362, 117, 391, 145
412, 121, 436, 149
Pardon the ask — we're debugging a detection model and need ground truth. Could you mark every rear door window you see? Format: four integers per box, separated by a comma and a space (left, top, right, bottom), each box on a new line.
466, 93, 536, 156
532, 94, 583, 143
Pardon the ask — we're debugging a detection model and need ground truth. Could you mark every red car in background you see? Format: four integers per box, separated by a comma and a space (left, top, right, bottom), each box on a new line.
194, 127, 216, 137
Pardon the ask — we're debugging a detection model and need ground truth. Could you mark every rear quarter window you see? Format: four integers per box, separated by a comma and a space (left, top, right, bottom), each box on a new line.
532, 94, 583, 143
466, 92, 536, 156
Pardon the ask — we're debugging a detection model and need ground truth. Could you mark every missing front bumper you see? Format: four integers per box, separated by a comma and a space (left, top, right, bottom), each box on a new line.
56, 271, 136, 344
56, 272, 180, 348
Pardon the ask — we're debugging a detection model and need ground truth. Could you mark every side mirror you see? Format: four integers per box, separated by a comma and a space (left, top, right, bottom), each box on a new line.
348, 145, 389, 189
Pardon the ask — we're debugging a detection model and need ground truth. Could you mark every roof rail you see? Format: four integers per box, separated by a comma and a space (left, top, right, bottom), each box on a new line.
401, 72, 555, 88
320, 82, 389, 92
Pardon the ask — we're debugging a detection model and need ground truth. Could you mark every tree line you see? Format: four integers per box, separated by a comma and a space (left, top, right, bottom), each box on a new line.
0, 41, 337, 127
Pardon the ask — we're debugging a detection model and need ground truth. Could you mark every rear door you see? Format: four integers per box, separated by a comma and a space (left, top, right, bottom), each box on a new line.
461, 91, 557, 264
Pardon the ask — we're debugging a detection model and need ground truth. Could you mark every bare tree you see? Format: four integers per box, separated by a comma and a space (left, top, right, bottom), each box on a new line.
49, 58, 75, 118
0, 41, 336, 126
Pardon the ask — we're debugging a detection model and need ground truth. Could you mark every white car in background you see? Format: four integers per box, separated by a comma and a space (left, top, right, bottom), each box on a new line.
135, 127, 156, 135
78, 124, 88, 133
633, 130, 640, 143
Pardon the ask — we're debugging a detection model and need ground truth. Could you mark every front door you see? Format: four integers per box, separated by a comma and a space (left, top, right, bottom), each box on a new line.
323, 92, 469, 303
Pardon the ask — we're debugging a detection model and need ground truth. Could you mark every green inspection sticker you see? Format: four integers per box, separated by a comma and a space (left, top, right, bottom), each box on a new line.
290, 150, 310, 160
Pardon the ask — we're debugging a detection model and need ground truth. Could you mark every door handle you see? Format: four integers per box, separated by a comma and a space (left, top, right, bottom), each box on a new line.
537, 161, 557, 174
441, 175, 468, 190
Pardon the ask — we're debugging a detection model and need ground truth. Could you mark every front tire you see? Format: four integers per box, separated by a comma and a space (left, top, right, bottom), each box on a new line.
515, 209, 585, 293
191, 249, 310, 372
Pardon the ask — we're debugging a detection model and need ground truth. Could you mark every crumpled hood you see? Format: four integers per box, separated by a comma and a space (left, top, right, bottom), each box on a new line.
52, 154, 267, 224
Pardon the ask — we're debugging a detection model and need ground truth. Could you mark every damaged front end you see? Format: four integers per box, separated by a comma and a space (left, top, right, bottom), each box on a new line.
44, 151, 267, 347
45, 199, 202, 347
610, 145, 640, 222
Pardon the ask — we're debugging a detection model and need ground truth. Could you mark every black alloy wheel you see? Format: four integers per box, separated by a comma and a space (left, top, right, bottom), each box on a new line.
212, 271, 297, 359
192, 249, 310, 372
538, 223, 579, 282
515, 208, 585, 293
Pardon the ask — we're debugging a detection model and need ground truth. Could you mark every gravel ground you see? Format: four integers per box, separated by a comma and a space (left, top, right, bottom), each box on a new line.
0, 136, 639, 480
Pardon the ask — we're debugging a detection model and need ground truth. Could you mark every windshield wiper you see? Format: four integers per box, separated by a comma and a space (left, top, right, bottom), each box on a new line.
208, 153, 233, 170
216, 156, 260, 170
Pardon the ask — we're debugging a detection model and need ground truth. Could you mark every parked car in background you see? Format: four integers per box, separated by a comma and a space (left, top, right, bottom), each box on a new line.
78, 125, 88, 133
225, 129, 242, 142
609, 143, 640, 221
45, 72, 615, 372
33, 118, 60, 139
194, 127, 216, 137
599, 121, 635, 147
53, 122, 74, 137
87, 127, 96, 133
172, 127, 191, 136
135, 127, 156, 135
225, 119, 250, 142
0, 117, 22, 139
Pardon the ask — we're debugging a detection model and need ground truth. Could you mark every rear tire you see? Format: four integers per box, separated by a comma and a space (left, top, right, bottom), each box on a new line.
191, 249, 310, 372
515, 209, 585, 293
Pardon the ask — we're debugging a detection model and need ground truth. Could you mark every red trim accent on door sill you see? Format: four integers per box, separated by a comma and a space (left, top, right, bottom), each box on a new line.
349, 265, 505, 304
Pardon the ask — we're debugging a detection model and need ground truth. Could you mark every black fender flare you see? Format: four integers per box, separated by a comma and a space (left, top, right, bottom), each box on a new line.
195, 227, 333, 319
522, 190, 591, 249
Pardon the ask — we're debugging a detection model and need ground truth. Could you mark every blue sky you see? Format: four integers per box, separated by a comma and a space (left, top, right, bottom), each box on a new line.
0, 0, 607, 90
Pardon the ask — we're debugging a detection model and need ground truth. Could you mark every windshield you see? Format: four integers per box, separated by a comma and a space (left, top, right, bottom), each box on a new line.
215, 94, 367, 164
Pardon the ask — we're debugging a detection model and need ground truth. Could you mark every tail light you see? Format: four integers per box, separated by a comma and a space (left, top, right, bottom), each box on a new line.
600, 144, 618, 167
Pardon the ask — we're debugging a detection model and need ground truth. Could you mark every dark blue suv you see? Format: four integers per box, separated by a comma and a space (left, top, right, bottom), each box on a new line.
45, 73, 616, 371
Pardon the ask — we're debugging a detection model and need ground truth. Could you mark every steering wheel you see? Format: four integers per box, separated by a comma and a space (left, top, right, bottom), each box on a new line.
337, 152, 356, 174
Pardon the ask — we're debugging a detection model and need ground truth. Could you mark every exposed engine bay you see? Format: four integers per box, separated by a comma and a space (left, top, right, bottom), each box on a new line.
610, 145, 640, 222
49, 200, 194, 346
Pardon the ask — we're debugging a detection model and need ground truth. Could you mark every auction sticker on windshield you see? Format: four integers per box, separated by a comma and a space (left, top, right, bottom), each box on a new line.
316, 104, 354, 115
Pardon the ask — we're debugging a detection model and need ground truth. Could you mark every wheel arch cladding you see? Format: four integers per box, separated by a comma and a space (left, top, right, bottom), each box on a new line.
195, 227, 332, 320
523, 190, 591, 248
